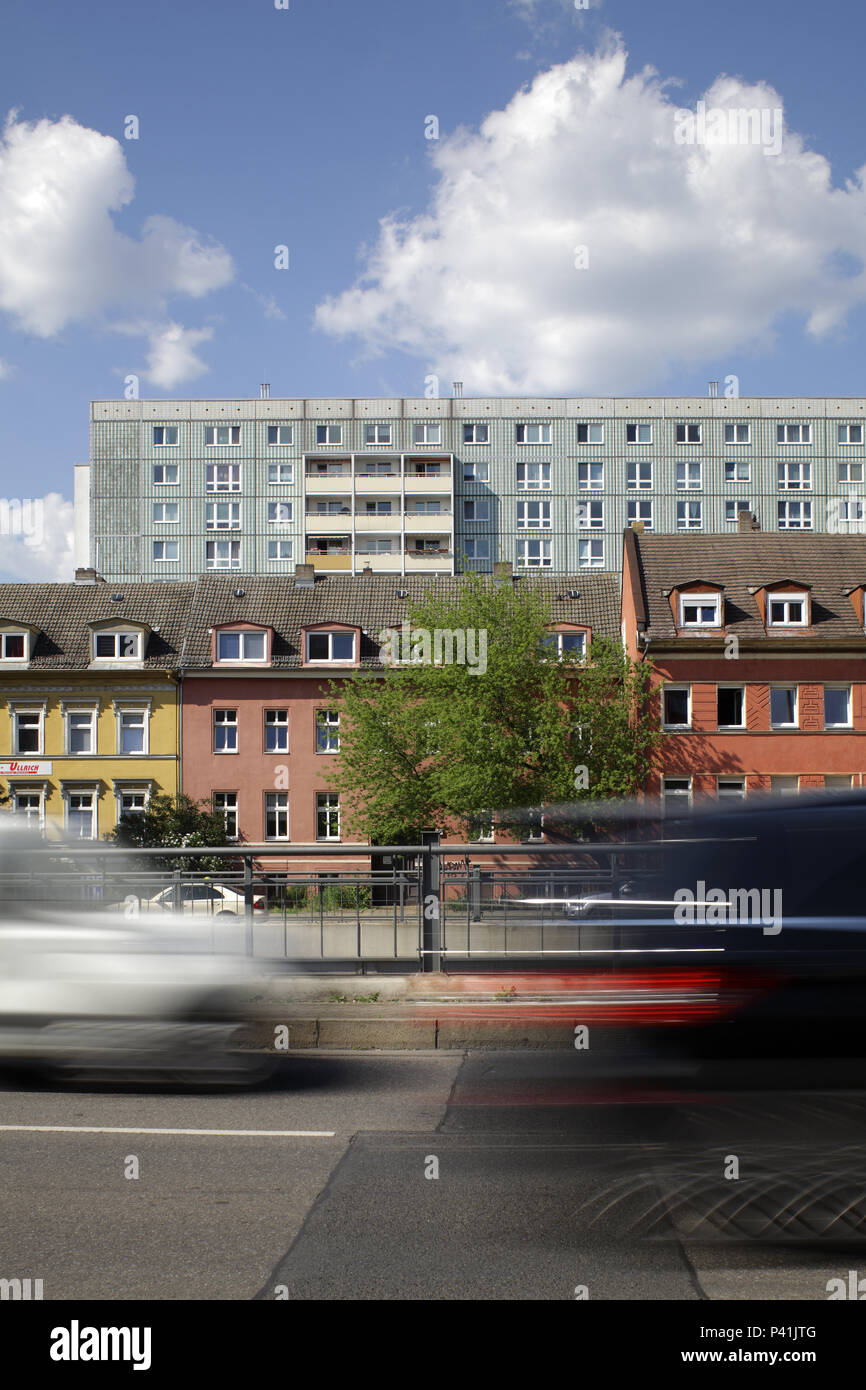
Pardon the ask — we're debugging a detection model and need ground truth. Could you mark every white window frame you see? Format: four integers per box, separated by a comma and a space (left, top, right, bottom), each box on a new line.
663, 777, 692, 813
267, 425, 293, 446
679, 594, 720, 627
724, 424, 750, 445
264, 708, 289, 754
463, 460, 489, 482
463, 424, 489, 444
777, 423, 811, 444
116, 705, 149, 756
724, 459, 750, 483
0, 631, 29, 663
153, 463, 178, 486
662, 685, 691, 730
206, 540, 241, 570
626, 461, 652, 489
212, 791, 238, 840
676, 501, 702, 530
676, 460, 702, 490
267, 539, 294, 561
267, 501, 293, 526
13, 706, 44, 756
767, 592, 808, 626
464, 499, 490, 522
777, 500, 812, 529
577, 500, 603, 529
13, 786, 45, 830
770, 685, 798, 729
152, 425, 179, 447
463, 538, 490, 561
578, 538, 603, 570
576, 423, 604, 444
213, 708, 238, 754
364, 424, 392, 446
771, 775, 800, 797
516, 462, 551, 490
265, 791, 290, 840
413, 423, 441, 446
824, 685, 852, 730
267, 462, 294, 484
153, 540, 179, 562
627, 499, 653, 529
515, 423, 551, 444
838, 459, 864, 484
204, 425, 240, 446
316, 791, 341, 841
675, 422, 701, 444
838, 424, 864, 446
578, 461, 604, 490
517, 538, 552, 569
717, 778, 745, 799
716, 685, 745, 730
316, 709, 340, 754
216, 630, 268, 664
205, 501, 241, 530
626, 423, 652, 445
116, 786, 150, 821
205, 464, 241, 493
306, 630, 356, 663
65, 788, 97, 839
725, 500, 752, 523
778, 460, 811, 490
469, 812, 495, 843
66, 707, 97, 757
516, 499, 551, 529
152, 501, 179, 524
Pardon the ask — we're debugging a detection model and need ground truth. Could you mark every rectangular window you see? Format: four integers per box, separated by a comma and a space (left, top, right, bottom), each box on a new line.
463, 460, 489, 482
267, 462, 294, 484
119, 710, 146, 754
206, 540, 241, 569
577, 500, 603, 529
768, 594, 807, 625
516, 462, 550, 490
265, 792, 289, 840
517, 500, 551, 528
517, 538, 552, 568
216, 631, 266, 662
578, 538, 604, 569
777, 423, 811, 444
15, 790, 43, 828
626, 423, 652, 444
770, 686, 798, 728
717, 778, 745, 798
206, 464, 241, 492
838, 424, 863, 445
316, 791, 341, 841
152, 502, 178, 524
663, 686, 690, 728
676, 461, 702, 489
717, 686, 745, 728
838, 459, 864, 483
153, 463, 178, 485
307, 631, 355, 662
626, 461, 652, 489
118, 791, 147, 820
205, 501, 241, 530
213, 791, 238, 839
365, 424, 391, 445
675, 422, 701, 444
463, 538, 490, 561
267, 501, 293, 525
94, 632, 140, 659
725, 500, 751, 523
724, 424, 750, 444
316, 710, 340, 753
771, 775, 800, 797
68, 710, 95, 756
267, 539, 293, 561
578, 461, 603, 490
15, 710, 42, 755
469, 813, 495, 843
725, 459, 750, 482
0, 633, 26, 660
67, 791, 96, 839
463, 424, 489, 444
824, 686, 851, 729
365, 500, 392, 515
627, 499, 653, 529
778, 500, 812, 529
316, 424, 343, 445
778, 461, 811, 490
663, 777, 691, 813
516, 423, 551, 444
576, 423, 604, 444
153, 540, 179, 563
540, 632, 586, 660
213, 709, 238, 753
264, 709, 289, 753
153, 425, 179, 446
413, 423, 441, 445
204, 425, 240, 446
825, 774, 853, 790
267, 425, 293, 446
676, 501, 702, 529
464, 499, 489, 522
412, 501, 442, 516
680, 595, 719, 626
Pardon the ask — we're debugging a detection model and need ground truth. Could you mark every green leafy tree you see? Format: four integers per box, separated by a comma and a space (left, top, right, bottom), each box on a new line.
323, 572, 660, 843
106, 793, 233, 872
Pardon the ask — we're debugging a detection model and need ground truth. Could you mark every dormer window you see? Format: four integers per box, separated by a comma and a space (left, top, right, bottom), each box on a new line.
95, 632, 141, 660
540, 631, 587, 660
679, 595, 721, 627
216, 630, 267, 663
767, 593, 807, 626
306, 631, 355, 662
0, 632, 27, 661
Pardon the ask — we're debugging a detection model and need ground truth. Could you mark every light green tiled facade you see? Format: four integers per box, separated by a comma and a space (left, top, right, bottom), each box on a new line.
85, 396, 866, 581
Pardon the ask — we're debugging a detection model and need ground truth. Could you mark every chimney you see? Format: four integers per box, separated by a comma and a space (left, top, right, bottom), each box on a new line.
452, 381, 463, 397
737, 509, 760, 533
260, 383, 270, 399
361, 565, 373, 578
74, 567, 103, 584
629, 520, 645, 534
493, 561, 512, 584
708, 381, 718, 397
294, 563, 315, 588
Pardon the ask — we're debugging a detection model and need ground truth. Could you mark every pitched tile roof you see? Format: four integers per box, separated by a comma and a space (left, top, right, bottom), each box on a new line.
0, 582, 195, 669
630, 532, 866, 644
179, 572, 621, 668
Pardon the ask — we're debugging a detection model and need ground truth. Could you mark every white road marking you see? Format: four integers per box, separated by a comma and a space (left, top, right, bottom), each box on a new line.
0, 1125, 335, 1137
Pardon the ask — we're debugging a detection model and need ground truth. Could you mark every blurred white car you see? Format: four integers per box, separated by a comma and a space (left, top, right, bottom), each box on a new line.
137, 883, 267, 916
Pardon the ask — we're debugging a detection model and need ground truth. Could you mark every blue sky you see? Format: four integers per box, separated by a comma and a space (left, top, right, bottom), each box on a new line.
1, 0, 866, 575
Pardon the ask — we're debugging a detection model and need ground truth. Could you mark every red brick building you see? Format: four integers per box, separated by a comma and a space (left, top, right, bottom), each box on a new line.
621, 523, 866, 808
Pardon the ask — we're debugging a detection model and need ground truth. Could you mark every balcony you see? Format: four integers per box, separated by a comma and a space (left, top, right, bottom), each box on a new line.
403, 474, 451, 494
354, 553, 403, 574
403, 512, 452, 533
354, 473, 401, 494
354, 513, 398, 531
306, 549, 352, 573
404, 550, 453, 572
304, 511, 352, 533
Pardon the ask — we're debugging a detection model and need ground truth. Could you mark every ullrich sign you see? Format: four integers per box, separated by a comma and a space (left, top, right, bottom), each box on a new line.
0, 761, 52, 776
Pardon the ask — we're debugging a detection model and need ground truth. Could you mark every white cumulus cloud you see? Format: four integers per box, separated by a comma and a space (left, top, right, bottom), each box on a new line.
0, 492, 74, 582
0, 112, 234, 386
143, 322, 215, 389
315, 41, 866, 394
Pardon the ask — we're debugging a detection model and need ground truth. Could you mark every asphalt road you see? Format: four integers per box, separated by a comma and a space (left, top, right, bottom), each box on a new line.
1, 1049, 865, 1300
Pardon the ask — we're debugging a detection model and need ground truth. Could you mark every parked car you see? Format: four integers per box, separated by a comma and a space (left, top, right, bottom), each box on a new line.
138, 883, 267, 916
